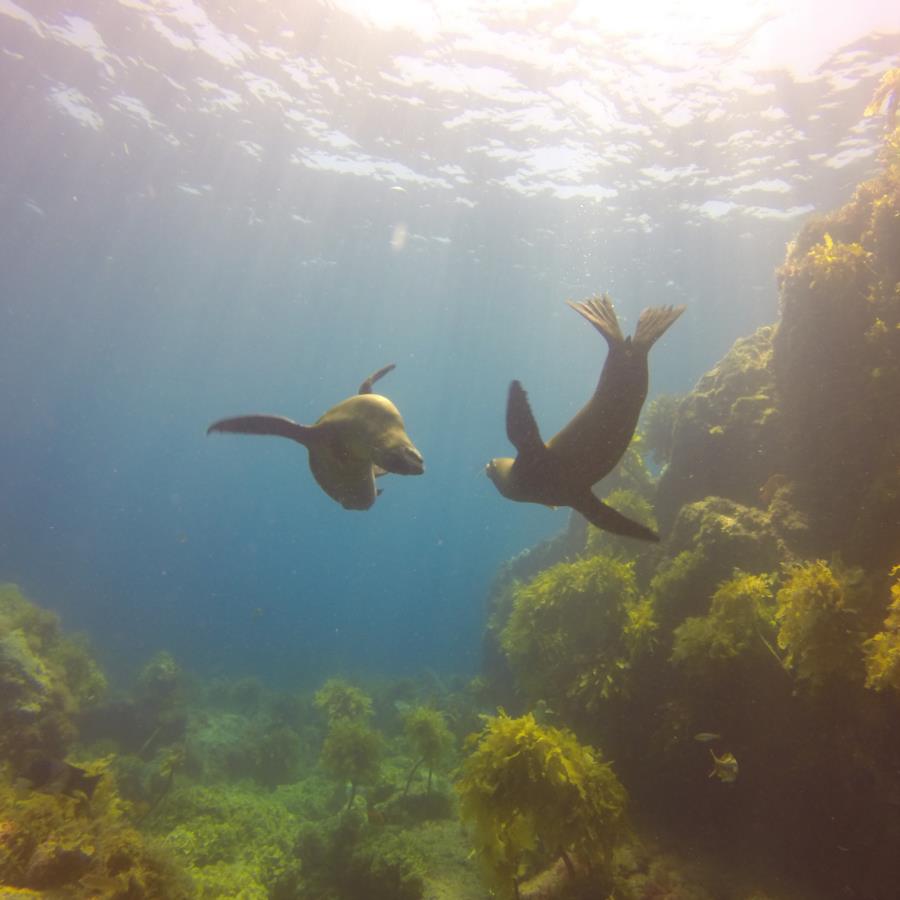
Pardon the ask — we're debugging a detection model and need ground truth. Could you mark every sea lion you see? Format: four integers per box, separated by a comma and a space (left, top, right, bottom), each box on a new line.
486, 296, 685, 541
207, 363, 424, 510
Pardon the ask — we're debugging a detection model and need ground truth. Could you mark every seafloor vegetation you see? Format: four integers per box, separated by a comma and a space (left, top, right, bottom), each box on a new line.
2, 72, 899, 900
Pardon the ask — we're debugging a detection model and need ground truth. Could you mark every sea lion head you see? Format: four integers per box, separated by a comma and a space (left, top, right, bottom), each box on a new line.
485, 457, 516, 498
356, 395, 424, 476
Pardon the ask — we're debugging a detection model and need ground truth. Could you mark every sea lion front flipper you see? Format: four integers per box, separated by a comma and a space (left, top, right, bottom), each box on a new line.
506, 380, 546, 458
207, 414, 314, 446
571, 491, 660, 542
358, 363, 397, 394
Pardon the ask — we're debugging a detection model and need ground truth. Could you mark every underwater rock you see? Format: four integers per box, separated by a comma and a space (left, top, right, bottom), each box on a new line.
641, 392, 683, 468
773, 155, 900, 568
656, 326, 783, 532
0, 584, 105, 765
23, 840, 92, 889
151, 782, 300, 897
0, 629, 54, 721
653, 497, 782, 628
0, 757, 193, 898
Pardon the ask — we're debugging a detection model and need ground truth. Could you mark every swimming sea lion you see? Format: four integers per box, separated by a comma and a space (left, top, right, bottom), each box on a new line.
486, 296, 685, 541
207, 363, 424, 510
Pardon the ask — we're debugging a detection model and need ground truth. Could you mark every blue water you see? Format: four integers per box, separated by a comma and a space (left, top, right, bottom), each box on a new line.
1, 1, 898, 684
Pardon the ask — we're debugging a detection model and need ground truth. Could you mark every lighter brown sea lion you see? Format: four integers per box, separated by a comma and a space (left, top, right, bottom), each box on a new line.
207, 363, 424, 510
486, 296, 685, 541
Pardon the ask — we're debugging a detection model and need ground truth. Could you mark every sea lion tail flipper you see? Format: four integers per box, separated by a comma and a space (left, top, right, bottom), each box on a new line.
633, 305, 686, 350
567, 294, 624, 347
506, 380, 546, 457
358, 363, 396, 394
206, 414, 315, 446
571, 491, 660, 542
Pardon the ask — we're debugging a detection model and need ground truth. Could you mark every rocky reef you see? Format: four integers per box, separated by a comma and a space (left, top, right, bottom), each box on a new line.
0, 584, 193, 898
476, 75, 900, 900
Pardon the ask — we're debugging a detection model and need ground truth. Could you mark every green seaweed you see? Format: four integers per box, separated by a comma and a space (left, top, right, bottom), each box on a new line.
862, 566, 900, 692
0, 757, 192, 898
314, 678, 374, 724
456, 711, 626, 899
671, 572, 778, 677
500, 554, 653, 717
401, 707, 454, 795
151, 782, 301, 898
0, 584, 106, 764
320, 719, 383, 809
775, 561, 868, 688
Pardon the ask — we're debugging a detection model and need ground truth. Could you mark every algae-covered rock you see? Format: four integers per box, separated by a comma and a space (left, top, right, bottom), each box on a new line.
0, 584, 106, 765
772, 134, 900, 568
656, 327, 783, 531
152, 782, 300, 897
0, 758, 192, 898
641, 393, 683, 468
652, 497, 782, 630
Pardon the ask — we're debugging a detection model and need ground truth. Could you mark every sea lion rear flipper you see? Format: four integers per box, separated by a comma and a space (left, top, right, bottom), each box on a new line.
633, 305, 686, 350
571, 491, 660, 542
567, 295, 624, 346
207, 415, 314, 446
358, 363, 396, 394
506, 380, 546, 458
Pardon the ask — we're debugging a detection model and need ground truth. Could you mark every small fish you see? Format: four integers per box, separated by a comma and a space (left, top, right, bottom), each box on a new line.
23, 757, 102, 799
693, 732, 722, 743
708, 750, 739, 783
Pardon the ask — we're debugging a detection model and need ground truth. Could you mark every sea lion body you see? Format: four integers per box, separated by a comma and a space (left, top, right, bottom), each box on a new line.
307, 393, 424, 509
208, 364, 423, 511
486, 297, 684, 541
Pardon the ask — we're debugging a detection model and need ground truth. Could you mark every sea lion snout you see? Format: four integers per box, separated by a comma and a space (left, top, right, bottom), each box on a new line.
380, 444, 425, 476
394, 445, 425, 475
485, 458, 512, 496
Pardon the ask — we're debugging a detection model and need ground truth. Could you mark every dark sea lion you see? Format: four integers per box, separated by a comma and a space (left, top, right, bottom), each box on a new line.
207, 364, 424, 510
486, 296, 685, 541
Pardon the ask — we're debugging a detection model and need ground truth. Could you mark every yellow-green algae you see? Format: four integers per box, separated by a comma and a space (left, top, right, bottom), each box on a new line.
474, 77, 900, 900
402, 707, 454, 795
0, 583, 106, 764
150, 783, 300, 898
671, 572, 777, 678
500, 554, 655, 716
456, 711, 626, 899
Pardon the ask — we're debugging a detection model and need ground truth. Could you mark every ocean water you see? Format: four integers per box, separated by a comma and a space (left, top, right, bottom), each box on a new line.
1, 0, 898, 692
